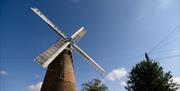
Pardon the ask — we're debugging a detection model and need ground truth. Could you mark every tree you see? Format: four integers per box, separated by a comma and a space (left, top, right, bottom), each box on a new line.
125, 53, 179, 91
81, 79, 109, 91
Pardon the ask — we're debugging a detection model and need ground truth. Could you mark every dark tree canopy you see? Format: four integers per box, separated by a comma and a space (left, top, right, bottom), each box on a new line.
125, 54, 179, 91
81, 79, 109, 91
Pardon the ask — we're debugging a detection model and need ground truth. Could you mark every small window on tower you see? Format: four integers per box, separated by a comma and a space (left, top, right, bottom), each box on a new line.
59, 74, 64, 79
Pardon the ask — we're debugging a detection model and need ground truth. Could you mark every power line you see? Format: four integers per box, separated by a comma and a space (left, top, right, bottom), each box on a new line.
148, 25, 180, 54
150, 36, 179, 52
149, 48, 177, 54
154, 54, 180, 60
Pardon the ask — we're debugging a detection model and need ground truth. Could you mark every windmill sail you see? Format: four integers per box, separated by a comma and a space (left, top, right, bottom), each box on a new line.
31, 7, 68, 40
71, 27, 87, 43
35, 39, 70, 68
71, 44, 106, 75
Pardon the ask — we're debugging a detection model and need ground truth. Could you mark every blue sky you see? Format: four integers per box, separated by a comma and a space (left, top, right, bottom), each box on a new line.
0, 0, 179, 91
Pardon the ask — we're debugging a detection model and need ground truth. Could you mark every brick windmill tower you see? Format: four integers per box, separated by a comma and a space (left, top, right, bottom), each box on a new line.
31, 8, 105, 91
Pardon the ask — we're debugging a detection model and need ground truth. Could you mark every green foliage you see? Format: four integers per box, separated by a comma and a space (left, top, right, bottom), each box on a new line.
125, 57, 179, 91
81, 79, 109, 91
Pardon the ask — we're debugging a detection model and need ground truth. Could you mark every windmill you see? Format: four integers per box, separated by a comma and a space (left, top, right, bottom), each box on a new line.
31, 7, 105, 91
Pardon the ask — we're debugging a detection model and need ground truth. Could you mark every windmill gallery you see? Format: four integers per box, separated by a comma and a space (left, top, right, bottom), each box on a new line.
31, 7, 105, 91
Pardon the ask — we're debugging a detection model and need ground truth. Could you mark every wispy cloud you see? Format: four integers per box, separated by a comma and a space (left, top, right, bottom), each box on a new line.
27, 82, 42, 91
173, 76, 180, 90
0, 70, 8, 75
136, 14, 145, 22
106, 67, 127, 81
173, 76, 180, 84
35, 74, 40, 79
120, 81, 127, 87
158, 0, 173, 9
